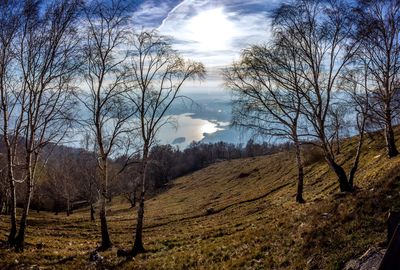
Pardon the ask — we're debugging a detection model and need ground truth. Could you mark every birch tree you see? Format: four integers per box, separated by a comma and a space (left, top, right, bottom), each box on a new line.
126, 31, 205, 255
224, 41, 307, 203
340, 59, 371, 188
273, 0, 359, 192
354, 0, 400, 157
0, 0, 24, 246
80, 0, 133, 250
13, 0, 82, 251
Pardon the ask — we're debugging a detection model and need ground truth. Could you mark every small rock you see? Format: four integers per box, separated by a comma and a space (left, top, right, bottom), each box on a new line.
89, 251, 103, 262
343, 247, 386, 270
322, 212, 332, 218
206, 207, 215, 215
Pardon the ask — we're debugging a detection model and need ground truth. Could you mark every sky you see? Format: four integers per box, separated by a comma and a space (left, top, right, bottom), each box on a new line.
131, 0, 279, 93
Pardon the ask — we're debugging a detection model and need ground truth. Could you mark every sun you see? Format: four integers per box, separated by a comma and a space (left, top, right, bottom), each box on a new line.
201, 122, 219, 134
187, 7, 236, 52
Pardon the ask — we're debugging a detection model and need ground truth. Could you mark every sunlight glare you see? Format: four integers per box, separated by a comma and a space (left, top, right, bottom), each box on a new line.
187, 8, 236, 52
201, 122, 219, 134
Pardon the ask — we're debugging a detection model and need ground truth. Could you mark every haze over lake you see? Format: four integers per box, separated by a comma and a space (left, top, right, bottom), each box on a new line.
64, 91, 250, 149
157, 91, 250, 148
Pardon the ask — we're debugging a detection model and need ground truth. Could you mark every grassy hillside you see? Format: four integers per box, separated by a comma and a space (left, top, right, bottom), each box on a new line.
1, 131, 400, 269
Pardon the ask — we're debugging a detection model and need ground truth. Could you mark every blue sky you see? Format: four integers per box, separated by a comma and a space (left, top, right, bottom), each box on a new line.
131, 0, 280, 93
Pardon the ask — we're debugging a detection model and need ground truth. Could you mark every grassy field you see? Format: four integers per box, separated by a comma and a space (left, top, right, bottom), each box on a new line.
1, 131, 400, 269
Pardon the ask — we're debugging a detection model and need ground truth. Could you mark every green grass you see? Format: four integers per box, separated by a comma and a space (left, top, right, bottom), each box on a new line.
1, 130, 400, 269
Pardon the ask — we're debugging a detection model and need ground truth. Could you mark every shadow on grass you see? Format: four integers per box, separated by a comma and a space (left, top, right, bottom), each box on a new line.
301, 172, 400, 269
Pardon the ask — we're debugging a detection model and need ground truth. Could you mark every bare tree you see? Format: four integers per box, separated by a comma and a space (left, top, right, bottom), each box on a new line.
0, 155, 8, 216
80, 134, 99, 222
272, 0, 359, 192
340, 59, 371, 188
354, 0, 400, 157
0, 0, 24, 245
125, 31, 205, 255
48, 155, 79, 216
327, 102, 349, 155
79, 0, 134, 250
13, 0, 82, 251
123, 174, 139, 208
224, 41, 307, 203
148, 144, 176, 188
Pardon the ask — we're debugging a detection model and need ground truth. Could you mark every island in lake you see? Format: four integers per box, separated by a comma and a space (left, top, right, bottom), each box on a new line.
172, 137, 186, 144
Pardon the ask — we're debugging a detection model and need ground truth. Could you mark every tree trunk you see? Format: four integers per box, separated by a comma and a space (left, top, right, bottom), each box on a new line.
66, 195, 71, 216
132, 154, 148, 255
7, 179, 17, 245
349, 153, 360, 189
89, 180, 95, 221
99, 197, 111, 249
99, 158, 112, 250
0, 196, 3, 216
1, 60, 18, 246
325, 156, 352, 192
90, 203, 95, 222
132, 190, 145, 255
335, 132, 340, 155
5, 196, 10, 215
294, 139, 305, 203
348, 118, 366, 188
385, 118, 398, 158
3, 133, 17, 245
14, 177, 33, 251
129, 185, 137, 208
128, 194, 135, 208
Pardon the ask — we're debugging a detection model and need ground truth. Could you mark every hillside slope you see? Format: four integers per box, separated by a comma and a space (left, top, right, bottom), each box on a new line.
1, 131, 400, 269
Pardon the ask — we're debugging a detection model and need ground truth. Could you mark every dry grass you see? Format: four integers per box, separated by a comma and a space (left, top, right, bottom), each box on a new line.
1, 130, 400, 269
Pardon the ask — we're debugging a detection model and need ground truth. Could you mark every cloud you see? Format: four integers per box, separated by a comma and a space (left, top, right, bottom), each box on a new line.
133, 0, 280, 92
132, 0, 178, 28
156, 0, 277, 65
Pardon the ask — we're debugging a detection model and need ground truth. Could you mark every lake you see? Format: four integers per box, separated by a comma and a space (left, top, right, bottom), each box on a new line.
157, 113, 230, 148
